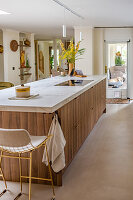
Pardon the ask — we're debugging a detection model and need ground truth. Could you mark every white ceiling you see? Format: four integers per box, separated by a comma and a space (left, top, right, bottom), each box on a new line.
0, 0, 133, 39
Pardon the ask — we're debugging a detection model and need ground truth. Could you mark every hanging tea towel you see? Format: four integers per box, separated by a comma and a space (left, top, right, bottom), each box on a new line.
42, 114, 66, 173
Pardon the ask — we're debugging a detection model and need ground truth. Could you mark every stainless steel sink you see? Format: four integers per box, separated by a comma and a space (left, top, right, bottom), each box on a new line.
55, 80, 94, 86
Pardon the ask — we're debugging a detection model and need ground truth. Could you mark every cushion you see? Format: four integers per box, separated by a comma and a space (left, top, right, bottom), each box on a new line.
108, 80, 123, 87
0, 82, 14, 88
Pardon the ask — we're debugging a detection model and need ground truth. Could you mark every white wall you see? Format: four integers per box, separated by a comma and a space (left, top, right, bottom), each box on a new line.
30, 33, 35, 82
93, 28, 104, 75
43, 42, 50, 78
53, 39, 57, 70
3, 29, 20, 85
0, 31, 4, 81
74, 26, 93, 75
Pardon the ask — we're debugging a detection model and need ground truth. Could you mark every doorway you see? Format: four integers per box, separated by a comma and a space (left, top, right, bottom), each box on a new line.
105, 42, 128, 99
34, 40, 61, 80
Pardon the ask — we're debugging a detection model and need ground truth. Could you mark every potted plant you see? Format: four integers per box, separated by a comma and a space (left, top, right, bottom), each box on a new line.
115, 51, 125, 66
59, 39, 85, 75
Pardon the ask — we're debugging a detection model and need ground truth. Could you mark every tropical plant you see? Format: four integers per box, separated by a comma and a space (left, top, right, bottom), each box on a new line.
50, 55, 54, 69
59, 39, 85, 64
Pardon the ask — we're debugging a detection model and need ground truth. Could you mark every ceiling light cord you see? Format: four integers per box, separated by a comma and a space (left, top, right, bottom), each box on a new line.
52, 0, 84, 19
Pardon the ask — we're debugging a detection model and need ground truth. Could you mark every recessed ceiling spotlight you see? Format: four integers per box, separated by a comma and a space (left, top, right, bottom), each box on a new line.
0, 10, 11, 15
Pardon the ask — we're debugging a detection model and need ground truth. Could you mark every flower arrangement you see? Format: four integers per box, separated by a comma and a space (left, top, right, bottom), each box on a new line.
59, 39, 85, 64
116, 51, 121, 57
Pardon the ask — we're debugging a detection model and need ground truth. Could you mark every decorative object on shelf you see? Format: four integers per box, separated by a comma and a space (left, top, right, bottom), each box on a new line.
59, 39, 85, 75
0, 45, 3, 53
20, 50, 25, 67
10, 40, 18, 52
26, 55, 30, 67
24, 39, 30, 46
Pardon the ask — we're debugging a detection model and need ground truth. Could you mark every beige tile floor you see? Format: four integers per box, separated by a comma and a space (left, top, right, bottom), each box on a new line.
0, 103, 133, 200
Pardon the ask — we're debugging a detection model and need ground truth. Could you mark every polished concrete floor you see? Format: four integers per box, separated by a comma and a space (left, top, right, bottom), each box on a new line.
0, 103, 133, 200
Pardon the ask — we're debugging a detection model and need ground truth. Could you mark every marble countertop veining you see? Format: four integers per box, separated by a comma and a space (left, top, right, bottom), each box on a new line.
0, 75, 106, 113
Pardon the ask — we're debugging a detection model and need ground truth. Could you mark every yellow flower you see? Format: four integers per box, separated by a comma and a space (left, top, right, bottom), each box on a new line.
60, 41, 65, 52
59, 39, 85, 65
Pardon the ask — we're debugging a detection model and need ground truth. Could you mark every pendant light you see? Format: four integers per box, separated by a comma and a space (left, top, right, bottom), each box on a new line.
79, 16, 83, 41
80, 31, 82, 41
52, 0, 84, 39
63, 25, 66, 38
63, 8, 66, 37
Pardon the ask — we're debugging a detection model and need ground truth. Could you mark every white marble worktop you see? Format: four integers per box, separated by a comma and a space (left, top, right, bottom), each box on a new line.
0, 75, 106, 113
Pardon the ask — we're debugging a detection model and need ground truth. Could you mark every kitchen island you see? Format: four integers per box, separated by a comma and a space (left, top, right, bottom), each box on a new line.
0, 75, 106, 186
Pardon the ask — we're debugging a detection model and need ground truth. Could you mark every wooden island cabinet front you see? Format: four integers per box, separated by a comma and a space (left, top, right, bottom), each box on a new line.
0, 78, 106, 186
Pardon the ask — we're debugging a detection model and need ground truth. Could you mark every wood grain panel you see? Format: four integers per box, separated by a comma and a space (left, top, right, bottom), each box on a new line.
0, 79, 106, 186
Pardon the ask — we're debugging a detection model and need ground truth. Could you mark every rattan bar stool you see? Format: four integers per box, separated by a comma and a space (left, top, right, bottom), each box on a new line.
0, 128, 55, 200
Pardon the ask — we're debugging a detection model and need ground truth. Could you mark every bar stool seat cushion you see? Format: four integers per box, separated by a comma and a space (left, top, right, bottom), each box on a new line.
0, 135, 47, 153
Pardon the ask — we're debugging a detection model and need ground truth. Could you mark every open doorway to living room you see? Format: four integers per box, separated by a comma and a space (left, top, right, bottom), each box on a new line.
105, 42, 128, 99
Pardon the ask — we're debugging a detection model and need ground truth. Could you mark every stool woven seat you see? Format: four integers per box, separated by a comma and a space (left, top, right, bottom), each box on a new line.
0, 135, 47, 153
0, 128, 55, 200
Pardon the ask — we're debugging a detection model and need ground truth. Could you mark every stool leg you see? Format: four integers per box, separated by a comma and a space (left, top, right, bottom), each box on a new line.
0, 168, 7, 189
0, 151, 7, 189
19, 153, 22, 193
45, 144, 55, 198
29, 152, 32, 200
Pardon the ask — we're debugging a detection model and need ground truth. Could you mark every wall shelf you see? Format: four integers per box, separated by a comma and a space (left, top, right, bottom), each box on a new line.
18, 44, 31, 47
19, 73, 32, 77
19, 36, 32, 81
19, 66, 31, 69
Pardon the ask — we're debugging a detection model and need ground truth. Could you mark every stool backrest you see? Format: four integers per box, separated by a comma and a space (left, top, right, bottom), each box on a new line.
0, 129, 31, 147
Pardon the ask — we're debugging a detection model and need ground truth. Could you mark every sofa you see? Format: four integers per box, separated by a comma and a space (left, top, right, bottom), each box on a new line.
108, 66, 126, 88
109, 65, 126, 80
